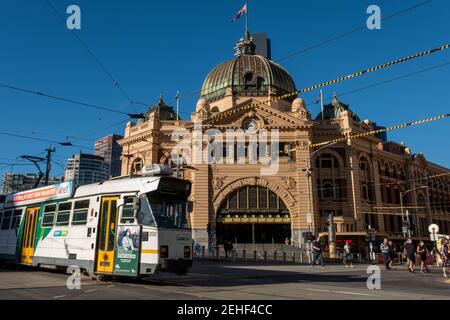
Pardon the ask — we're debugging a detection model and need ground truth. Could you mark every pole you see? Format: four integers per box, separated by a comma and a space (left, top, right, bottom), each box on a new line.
406, 210, 411, 238
44, 146, 55, 186
175, 91, 180, 121
245, 0, 249, 39
320, 90, 324, 121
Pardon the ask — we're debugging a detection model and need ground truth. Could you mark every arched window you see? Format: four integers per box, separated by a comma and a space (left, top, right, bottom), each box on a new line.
360, 157, 373, 201
315, 153, 340, 169
131, 158, 143, 174
218, 186, 288, 214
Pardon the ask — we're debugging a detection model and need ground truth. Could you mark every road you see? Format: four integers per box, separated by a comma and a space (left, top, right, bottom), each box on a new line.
0, 260, 448, 300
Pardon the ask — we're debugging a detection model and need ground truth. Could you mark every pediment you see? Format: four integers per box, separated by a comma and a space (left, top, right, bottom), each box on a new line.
201, 100, 311, 130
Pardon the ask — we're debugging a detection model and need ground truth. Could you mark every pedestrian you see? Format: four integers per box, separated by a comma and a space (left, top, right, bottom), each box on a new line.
380, 238, 392, 270
285, 237, 290, 246
416, 241, 430, 273
388, 240, 396, 270
343, 241, 354, 268
439, 238, 449, 278
228, 241, 234, 258
224, 241, 230, 258
311, 239, 324, 267
404, 239, 416, 273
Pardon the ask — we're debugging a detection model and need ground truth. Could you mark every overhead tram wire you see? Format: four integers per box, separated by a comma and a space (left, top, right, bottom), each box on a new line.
305, 60, 450, 105
276, 0, 434, 62
44, 0, 137, 112
292, 112, 450, 152
206, 43, 450, 123
0, 131, 94, 151
0, 83, 145, 119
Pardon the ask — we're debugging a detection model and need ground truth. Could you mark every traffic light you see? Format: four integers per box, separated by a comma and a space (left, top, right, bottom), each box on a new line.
365, 228, 376, 242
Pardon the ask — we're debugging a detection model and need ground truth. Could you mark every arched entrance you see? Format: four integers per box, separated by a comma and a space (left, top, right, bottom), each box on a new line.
216, 185, 291, 244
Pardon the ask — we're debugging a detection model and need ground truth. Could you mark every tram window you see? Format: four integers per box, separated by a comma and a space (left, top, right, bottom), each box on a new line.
42, 204, 57, 228
121, 197, 135, 223
1, 211, 12, 230
72, 200, 90, 225
56, 202, 72, 226
11, 210, 22, 230
138, 195, 156, 227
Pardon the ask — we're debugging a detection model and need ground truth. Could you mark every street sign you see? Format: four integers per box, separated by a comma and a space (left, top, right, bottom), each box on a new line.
428, 224, 439, 234
306, 213, 312, 224
430, 233, 438, 242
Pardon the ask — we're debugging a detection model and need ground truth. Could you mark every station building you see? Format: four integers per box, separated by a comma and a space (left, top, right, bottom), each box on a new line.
117, 34, 450, 250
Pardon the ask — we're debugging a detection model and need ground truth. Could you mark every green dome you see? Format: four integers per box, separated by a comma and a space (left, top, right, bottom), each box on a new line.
316, 95, 360, 122
200, 38, 297, 103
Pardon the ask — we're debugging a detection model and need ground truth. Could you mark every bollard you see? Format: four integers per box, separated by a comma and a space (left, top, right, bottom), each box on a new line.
292, 252, 296, 264
254, 250, 257, 262
243, 250, 246, 263
264, 251, 267, 264
202, 246, 205, 259
283, 252, 287, 264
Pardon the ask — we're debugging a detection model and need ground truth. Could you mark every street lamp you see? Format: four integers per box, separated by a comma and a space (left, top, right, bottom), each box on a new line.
400, 185, 428, 238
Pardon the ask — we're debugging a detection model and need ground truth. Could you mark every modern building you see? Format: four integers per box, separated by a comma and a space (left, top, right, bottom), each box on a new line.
117, 32, 450, 253
94, 134, 124, 177
1, 173, 63, 195
64, 154, 110, 186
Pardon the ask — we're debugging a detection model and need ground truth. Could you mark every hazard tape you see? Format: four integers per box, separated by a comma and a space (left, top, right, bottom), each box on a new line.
293, 113, 450, 151
207, 44, 450, 122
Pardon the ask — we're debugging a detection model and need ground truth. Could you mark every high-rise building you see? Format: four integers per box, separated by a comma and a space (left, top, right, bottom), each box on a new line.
64, 154, 110, 186
94, 134, 123, 177
1, 173, 63, 195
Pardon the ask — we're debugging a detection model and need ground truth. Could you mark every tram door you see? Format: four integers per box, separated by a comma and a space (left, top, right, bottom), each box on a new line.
20, 207, 40, 265
96, 197, 119, 274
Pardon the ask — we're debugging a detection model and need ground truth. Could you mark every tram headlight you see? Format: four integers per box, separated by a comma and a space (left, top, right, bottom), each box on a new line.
184, 246, 191, 259
160, 245, 169, 258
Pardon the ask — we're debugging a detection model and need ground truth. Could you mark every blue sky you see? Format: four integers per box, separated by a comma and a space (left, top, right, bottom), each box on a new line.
0, 0, 449, 181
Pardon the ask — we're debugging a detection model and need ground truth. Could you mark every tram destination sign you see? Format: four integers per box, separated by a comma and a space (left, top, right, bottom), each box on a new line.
5, 181, 74, 207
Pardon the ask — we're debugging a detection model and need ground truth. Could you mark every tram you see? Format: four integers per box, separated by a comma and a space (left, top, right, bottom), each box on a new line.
0, 164, 193, 277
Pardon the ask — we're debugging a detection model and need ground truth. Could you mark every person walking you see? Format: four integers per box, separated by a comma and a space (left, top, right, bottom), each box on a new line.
416, 241, 430, 273
380, 239, 392, 270
343, 241, 354, 268
439, 238, 449, 278
404, 239, 416, 273
311, 239, 324, 267
388, 240, 396, 270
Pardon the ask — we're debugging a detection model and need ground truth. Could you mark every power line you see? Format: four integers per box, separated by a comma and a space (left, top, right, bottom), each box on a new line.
0, 82, 144, 119
0, 131, 94, 150
306, 60, 450, 105
44, 0, 137, 111
276, 0, 434, 62
208, 43, 450, 122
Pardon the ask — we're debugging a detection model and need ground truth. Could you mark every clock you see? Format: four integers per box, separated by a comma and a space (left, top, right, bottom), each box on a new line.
244, 119, 259, 131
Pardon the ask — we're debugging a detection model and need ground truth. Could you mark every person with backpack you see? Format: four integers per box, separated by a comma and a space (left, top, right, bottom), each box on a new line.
380, 238, 391, 270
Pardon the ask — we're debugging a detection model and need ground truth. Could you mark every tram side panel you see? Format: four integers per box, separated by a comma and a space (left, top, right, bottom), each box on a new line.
0, 207, 25, 262
32, 196, 100, 274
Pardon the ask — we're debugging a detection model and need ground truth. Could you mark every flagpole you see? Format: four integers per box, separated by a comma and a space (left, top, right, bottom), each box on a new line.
320, 90, 324, 121
245, 0, 249, 39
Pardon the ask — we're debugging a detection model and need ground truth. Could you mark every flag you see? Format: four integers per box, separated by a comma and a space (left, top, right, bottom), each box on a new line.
231, 3, 247, 22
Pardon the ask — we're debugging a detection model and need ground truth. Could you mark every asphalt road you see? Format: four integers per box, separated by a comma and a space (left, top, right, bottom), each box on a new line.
0, 259, 448, 300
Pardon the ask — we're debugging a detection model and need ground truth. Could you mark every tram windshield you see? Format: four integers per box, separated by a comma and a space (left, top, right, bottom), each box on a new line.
147, 195, 189, 229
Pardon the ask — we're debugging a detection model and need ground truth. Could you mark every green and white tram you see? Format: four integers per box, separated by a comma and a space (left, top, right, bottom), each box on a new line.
0, 164, 193, 277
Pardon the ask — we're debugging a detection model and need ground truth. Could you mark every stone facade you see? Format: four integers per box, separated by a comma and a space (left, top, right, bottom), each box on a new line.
117, 36, 450, 249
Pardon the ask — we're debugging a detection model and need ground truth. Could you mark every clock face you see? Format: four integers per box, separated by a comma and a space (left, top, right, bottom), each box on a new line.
245, 119, 259, 131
